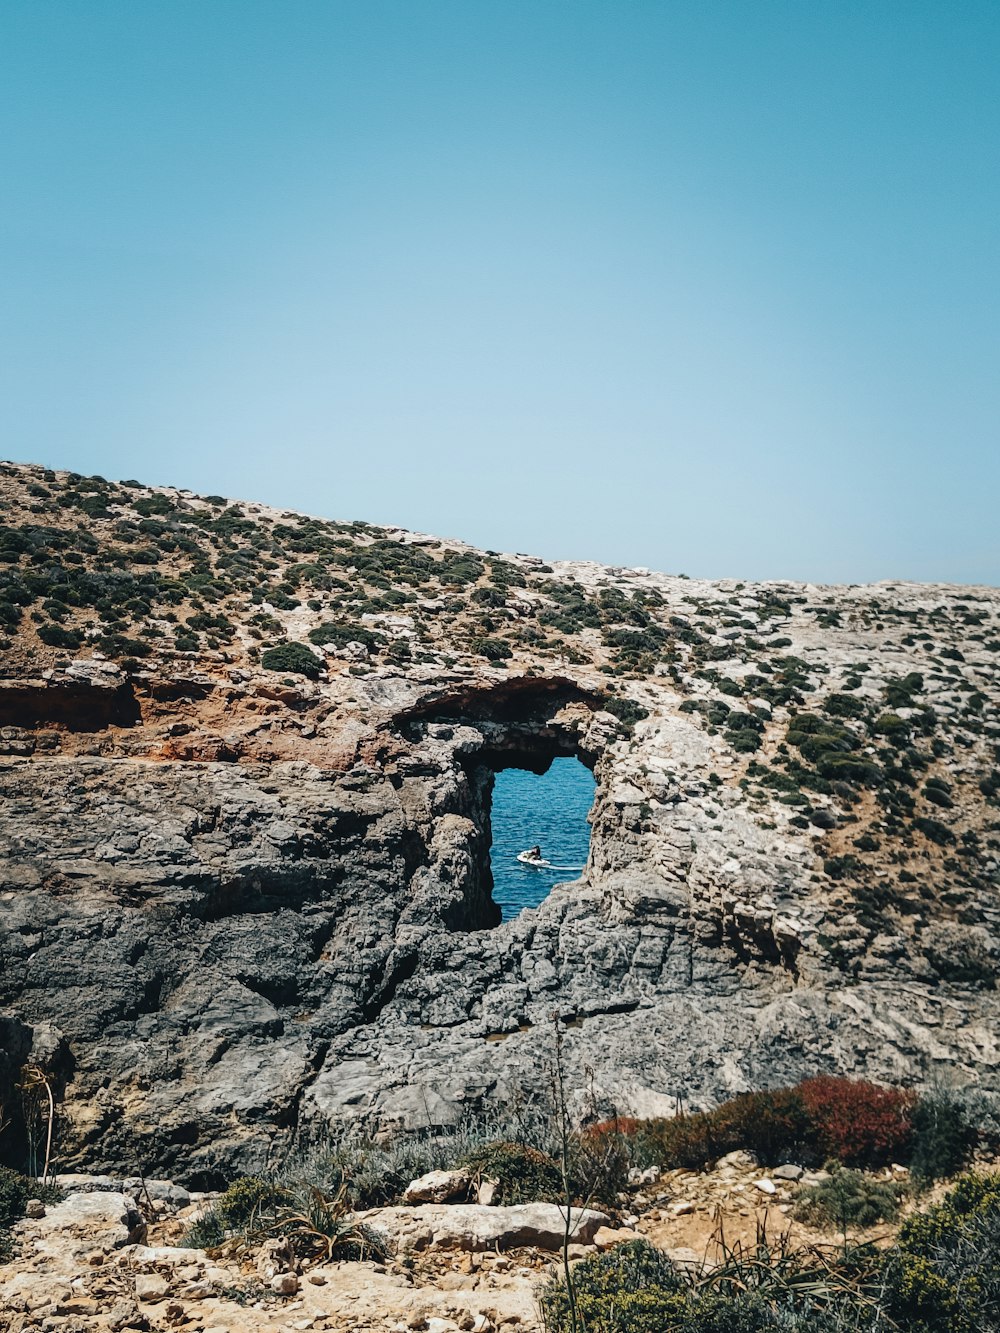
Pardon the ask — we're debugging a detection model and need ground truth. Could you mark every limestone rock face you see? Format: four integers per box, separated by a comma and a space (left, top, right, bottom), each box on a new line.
1, 461, 999, 1180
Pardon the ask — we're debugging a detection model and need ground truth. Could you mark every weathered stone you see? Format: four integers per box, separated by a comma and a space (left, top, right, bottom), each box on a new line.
593, 1225, 643, 1249
360, 1202, 609, 1251
270, 1270, 300, 1295
106, 1299, 148, 1331
133, 1273, 170, 1302
772, 1164, 804, 1181
256, 1237, 296, 1282
402, 1170, 473, 1205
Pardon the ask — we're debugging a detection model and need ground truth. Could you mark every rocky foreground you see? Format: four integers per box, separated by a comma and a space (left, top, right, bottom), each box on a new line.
0, 461, 999, 1183
2, 1155, 925, 1333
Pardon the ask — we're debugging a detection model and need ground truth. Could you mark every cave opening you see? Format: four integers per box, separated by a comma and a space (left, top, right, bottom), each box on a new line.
487, 757, 595, 920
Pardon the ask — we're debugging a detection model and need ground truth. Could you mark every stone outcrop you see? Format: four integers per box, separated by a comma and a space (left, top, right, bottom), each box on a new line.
1, 462, 999, 1181
354, 1203, 611, 1252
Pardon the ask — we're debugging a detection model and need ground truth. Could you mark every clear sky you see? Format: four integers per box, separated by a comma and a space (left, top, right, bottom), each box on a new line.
2, 2, 997, 585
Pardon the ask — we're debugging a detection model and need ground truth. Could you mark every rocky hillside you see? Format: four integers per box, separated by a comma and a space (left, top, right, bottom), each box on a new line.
1, 460, 998, 1185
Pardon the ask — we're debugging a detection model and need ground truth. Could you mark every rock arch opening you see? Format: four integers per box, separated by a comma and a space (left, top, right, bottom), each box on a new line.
393, 675, 610, 928
488, 756, 595, 919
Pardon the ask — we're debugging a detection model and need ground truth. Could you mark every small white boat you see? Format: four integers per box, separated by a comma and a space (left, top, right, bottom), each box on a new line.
517, 851, 552, 867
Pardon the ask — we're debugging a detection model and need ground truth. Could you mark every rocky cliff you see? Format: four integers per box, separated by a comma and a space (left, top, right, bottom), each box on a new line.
1, 461, 998, 1185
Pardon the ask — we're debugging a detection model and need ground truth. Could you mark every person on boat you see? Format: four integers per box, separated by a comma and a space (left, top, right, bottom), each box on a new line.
527, 845, 542, 861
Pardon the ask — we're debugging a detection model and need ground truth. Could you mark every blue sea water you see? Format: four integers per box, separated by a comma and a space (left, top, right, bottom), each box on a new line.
489, 757, 595, 921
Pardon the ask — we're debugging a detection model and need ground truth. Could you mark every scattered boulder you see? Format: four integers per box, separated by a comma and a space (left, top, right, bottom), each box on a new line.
359, 1202, 610, 1252
772, 1164, 804, 1182
270, 1270, 300, 1295
133, 1273, 169, 1303
594, 1225, 643, 1250
256, 1236, 297, 1282
402, 1169, 473, 1204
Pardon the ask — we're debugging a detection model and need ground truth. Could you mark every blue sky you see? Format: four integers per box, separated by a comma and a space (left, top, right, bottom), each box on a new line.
2, 1, 997, 584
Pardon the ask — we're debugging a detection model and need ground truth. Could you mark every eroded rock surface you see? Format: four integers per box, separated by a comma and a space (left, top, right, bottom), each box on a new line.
1, 462, 999, 1179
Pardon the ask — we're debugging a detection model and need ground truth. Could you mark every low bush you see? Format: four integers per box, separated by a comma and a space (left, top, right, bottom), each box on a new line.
599, 694, 649, 732
542, 1176, 1000, 1330
37, 623, 83, 648
913, 815, 954, 845
183, 1174, 388, 1264
798, 1076, 916, 1168
0, 1167, 29, 1226
640, 1078, 920, 1174
642, 1087, 814, 1171
460, 1141, 562, 1205
873, 712, 910, 741
885, 1171, 1000, 1331
908, 1090, 976, 1184
539, 1240, 686, 1333
470, 636, 513, 661
822, 693, 867, 719
217, 1175, 290, 1229
714, 1089, 815, 1167
539, 1235, 889, 1333
260, 642, 321, 679
793, 1163, 903, 1232
307, 621, 383, 650
570, 1123, 634, 1207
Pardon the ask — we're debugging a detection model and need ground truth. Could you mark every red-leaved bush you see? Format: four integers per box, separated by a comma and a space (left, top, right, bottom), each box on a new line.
628, 1076, 918, 1173
797, 1076, 916, 1167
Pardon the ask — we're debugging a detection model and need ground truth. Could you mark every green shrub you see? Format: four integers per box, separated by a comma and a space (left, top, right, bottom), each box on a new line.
217, 1175, 289, 1229
909, 1091, 976, 1185
884, 673, 924, 708
37, 623, 83, 648
307, 621, 383, 650
539, 1235, 891, 1333
0, 1168, 29, 1227
460, 1141, 562, 1205
886, 1171, 1000, 1332
471, 586, 507, 607
470, 636, 513, 661
922, 777, 954, 809
181, 1209, 226, 1248
599, 694, 649, 732
913, 815, 954, 845
873, 712, 910, 741
260, 642, 321, 679
183, 1174, 298, 1250
793, 1163, 902, 1231
539, 1240, 686, 1333
97, 633, 152, 658
823, 693, 867, 718
823, 854, 860, 881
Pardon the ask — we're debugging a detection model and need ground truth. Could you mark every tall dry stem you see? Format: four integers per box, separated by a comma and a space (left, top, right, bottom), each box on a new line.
19, 1065, 55, 1184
